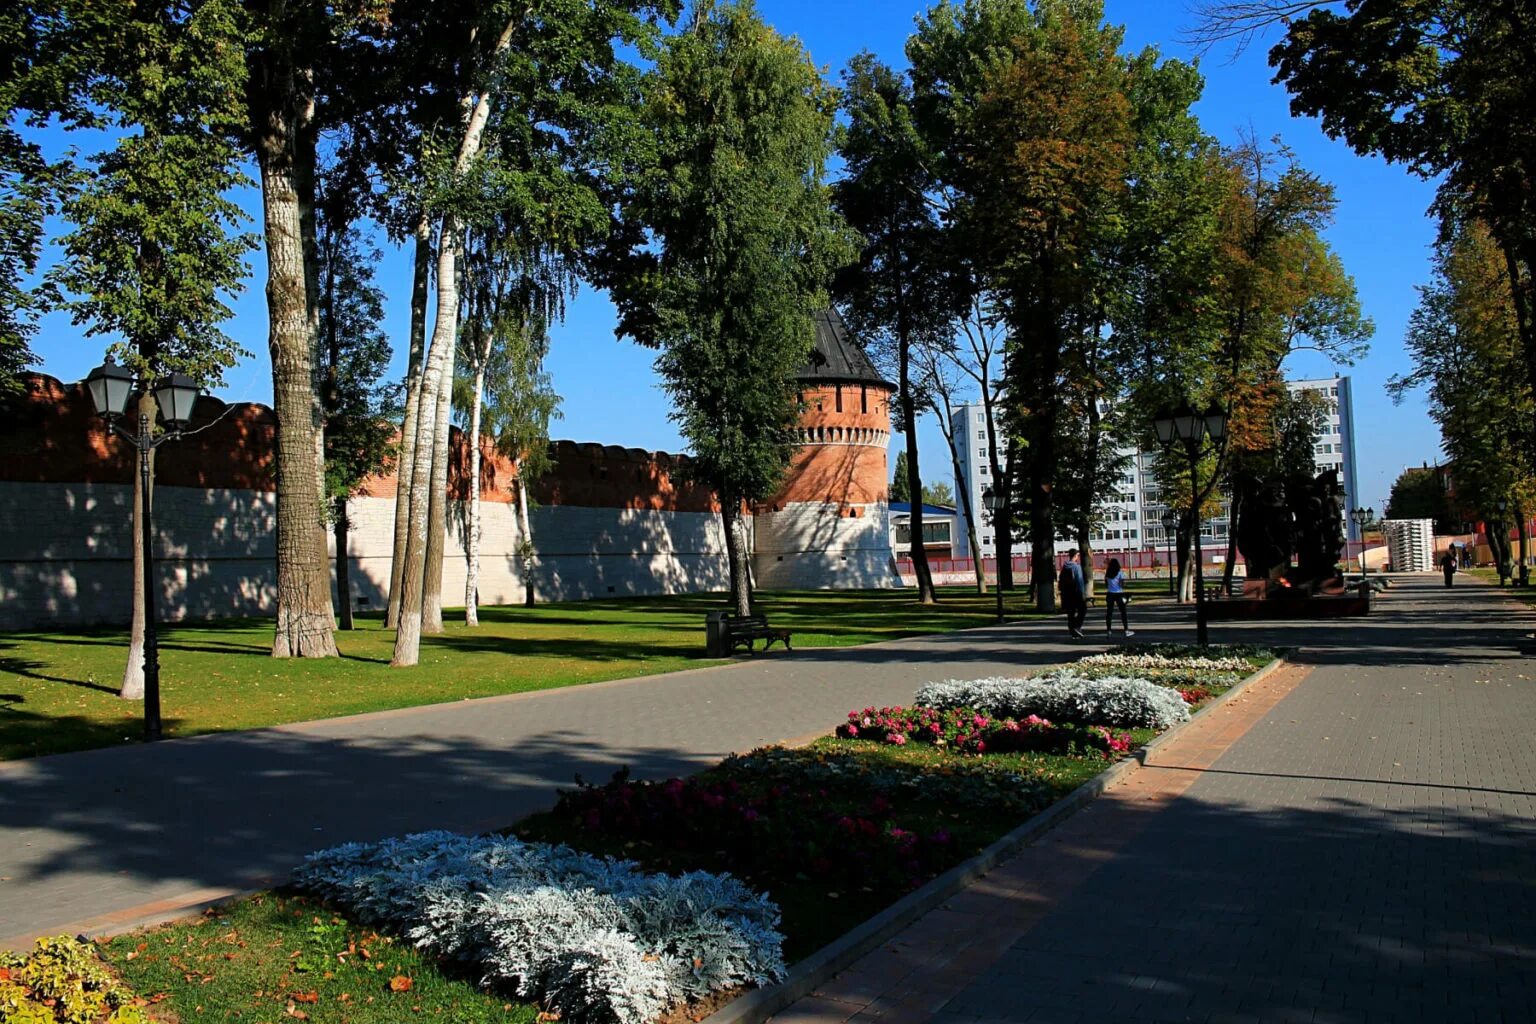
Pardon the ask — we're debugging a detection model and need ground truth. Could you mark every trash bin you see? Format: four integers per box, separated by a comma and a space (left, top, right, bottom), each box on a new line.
705, 611, 728, 658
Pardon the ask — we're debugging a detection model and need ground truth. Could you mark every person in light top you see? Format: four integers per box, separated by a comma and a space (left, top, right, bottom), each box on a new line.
1104, 557, 1134, 636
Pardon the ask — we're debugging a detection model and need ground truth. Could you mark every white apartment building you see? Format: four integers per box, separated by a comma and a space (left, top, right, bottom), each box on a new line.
947, 374, 1361, 564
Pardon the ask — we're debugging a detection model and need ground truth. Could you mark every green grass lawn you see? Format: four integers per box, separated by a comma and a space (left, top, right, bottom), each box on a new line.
0, 588, 1058, 761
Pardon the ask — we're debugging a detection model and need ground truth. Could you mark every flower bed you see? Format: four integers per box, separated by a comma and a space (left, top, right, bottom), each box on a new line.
1068, 663, 1244, 689
1, 936, 147, 1024
292, 832, 786, 1024
1076, 651, 1252, 674
915, 672, 1191, 730
836, 705, 1130, 757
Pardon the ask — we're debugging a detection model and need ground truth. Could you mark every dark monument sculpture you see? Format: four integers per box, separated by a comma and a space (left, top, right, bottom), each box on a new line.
1233, 465, 1350, 604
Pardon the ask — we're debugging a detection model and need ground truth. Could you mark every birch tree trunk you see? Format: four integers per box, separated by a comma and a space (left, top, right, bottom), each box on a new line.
390, 14, 521, 666
517, 475, 536, 605
256, 71, 338, 659
722, 498, 753, 616
421, 351, 454, 633
120, 392, 157, 698
464, 364, 486, 626
386, 218, 432, 629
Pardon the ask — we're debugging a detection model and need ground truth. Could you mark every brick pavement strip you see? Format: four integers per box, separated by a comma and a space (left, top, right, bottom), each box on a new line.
770, 577, 1536, 1024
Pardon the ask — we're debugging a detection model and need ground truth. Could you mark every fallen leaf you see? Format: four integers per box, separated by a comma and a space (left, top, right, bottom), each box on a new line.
389, 975, 414, 993
291, 991, 319, 1004
284, 1001, 310, 1020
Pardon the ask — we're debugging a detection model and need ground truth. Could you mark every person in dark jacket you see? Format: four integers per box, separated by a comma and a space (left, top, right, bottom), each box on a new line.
1059, 549, 1087, 638
1441, 549, 1457, 588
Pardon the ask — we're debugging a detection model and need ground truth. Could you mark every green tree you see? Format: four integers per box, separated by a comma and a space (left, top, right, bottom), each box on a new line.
923, 480, 954, 506
834, 52, 957, 605
1195, 2, 1536, 447
48, 0, 253, 699
316, 168, 398, 631
1392, 215, 1536, 564
456, 223, 573, 623
890, 450, 913, 504
605, 0, 857, 616
389, 0, 674, 665
963, 3, 1134, 611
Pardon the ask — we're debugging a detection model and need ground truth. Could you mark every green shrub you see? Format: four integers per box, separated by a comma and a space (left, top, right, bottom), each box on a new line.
0, 936, 146, 1024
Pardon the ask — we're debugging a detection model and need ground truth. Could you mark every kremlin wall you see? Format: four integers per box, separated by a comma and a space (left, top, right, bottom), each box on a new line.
0, 313, 900, 629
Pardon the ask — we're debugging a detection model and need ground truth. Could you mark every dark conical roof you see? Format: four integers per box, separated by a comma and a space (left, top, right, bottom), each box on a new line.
798, 310, 893, 389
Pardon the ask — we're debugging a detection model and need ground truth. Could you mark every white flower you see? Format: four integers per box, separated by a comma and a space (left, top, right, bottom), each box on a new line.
915, 671, 1190, 730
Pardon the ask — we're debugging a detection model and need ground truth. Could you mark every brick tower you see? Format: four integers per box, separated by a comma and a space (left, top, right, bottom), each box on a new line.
752, 310, 899, 589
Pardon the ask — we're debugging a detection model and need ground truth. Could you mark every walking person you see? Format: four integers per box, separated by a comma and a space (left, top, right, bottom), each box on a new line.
1058, 548, 1087, 639
1104, 557, 1134, 636
1441, 549, 1457, 588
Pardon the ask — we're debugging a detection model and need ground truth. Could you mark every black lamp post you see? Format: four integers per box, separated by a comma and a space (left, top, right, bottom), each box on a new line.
1153, 404, 1226, 647
83, 358, 201, 742
1159, 509, 1178, 595
1350, 506, 1373, 575
983, 486, 1004, 624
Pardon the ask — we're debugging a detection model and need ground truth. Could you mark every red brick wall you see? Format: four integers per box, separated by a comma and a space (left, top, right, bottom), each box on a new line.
0, 373, 717, 512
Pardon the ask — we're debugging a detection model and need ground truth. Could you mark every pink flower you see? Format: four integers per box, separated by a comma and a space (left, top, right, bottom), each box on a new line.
886, 732, 908, 746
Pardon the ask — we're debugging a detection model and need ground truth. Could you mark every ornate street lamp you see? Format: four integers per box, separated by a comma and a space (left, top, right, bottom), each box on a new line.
1350, 506, 1373, 575
1160, 509, 1178, 595
1153, 404, 1226, 646
983, 486, 1004, 624
82, 358, 201, 742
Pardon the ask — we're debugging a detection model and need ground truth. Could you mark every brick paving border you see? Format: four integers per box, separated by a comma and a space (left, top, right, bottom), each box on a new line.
705, 658, 1304, 1024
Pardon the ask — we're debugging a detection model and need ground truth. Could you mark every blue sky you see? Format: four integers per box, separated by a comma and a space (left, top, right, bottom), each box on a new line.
25, 0, 1440, 515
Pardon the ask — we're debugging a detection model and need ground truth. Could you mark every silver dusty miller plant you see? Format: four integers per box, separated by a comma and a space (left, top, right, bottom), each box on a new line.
293, 832, 786, 1024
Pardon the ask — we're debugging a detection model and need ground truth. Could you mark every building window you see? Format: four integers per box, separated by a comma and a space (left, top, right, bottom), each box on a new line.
835, 386, 843, 413
978, 430, 985, 439
979, 465, 988, 476
861, 387, 868, 414
978, 448, 987, 459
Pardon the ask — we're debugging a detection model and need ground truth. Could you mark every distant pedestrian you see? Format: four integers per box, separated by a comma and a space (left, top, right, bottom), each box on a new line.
1104, 558, 1134, 636
1059, 549, 1087, 639
1441, 550, 1457, 588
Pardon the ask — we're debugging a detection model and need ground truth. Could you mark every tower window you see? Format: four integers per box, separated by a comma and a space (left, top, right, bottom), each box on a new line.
835, 387, 843, 413
861, 387, 867, 413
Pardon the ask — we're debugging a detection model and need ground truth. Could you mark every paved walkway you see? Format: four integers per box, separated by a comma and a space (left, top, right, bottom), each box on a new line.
774, 576, 1536, 1024
1, 603, 1123, 944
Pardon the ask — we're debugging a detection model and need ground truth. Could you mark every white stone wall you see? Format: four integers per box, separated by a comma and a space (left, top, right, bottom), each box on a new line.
527, 505, 732, 600
0, 481, 737, 628
0, 480, 279, 629
753, 501, 899, 590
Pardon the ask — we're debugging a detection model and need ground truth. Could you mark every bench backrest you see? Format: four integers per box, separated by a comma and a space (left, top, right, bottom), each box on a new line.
726, 613, 770, 629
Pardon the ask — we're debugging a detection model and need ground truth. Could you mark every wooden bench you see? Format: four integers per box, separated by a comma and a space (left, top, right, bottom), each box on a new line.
723, 612, 793, 654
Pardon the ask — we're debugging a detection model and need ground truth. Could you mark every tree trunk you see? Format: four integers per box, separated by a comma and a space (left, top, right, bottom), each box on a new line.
898, 323, 936, 605
981, 398, 1013, 591
1176, 518, 1194, 603
722, 498, 753, 616
941, 418, 985, 594
385, 218, 432, 629
391, 217, 460, 666
390, 14, 519, 666
1519, 506, 1530, 584
256, 79, 338, 659
517, 474, 535, 606
421, 350, 454, 633
1222, 487, 1242, 591
335, 499, 354, 630
1076, 524, 1094, 602
464, 365, 486, 627
120, 392, 157, 699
